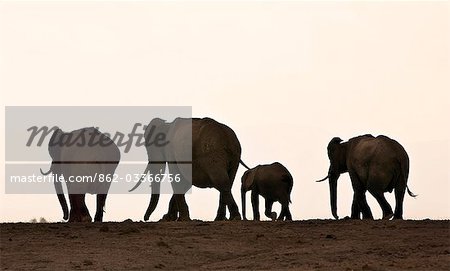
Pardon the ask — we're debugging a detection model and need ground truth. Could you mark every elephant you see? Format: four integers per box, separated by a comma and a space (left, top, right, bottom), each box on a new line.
40, 127, 120, 222
130, 117, 249, 221
241, 162, 293, 221
317, 134, 416, 220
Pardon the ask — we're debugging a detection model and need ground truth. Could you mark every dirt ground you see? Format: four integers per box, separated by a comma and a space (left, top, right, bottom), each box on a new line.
1, 219, 449, 270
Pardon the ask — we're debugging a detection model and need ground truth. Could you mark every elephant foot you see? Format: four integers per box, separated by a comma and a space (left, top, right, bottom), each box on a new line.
270, 212, 277, 221
160, 213, 178, 222
94, 214, 103, 222
144, 211, 154, 221
68, 213, 92, 223
278, 212, 289, 221
383, 213, 394, 220
214, 215, 227, 221
70, 215, 92, 223
177, 216, 191, 222
229, 214, 242, 221
81, 215, 92, 223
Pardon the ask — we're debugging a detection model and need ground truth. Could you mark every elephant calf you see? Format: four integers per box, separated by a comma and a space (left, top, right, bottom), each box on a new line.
241, 162, 293, 221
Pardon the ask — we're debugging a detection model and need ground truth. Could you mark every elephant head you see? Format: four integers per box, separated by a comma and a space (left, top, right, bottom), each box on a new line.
40, 128, 69, 220
129, 118, 171, 221
241, 168, 257, 220
316, 137, 348, 220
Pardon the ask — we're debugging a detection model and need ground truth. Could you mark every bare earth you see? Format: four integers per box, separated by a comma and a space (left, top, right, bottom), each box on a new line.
1, 220, 449, 270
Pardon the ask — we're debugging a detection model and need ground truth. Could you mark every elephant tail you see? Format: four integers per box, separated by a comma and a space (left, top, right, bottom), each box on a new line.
282, 173, 293, 204
407, 185, 417, 198
400, 155, 416, 198
240, 160, 250, 170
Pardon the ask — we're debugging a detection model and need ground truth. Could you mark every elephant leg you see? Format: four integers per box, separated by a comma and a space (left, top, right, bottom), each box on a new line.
68, 194, 91, 222
225, 167, 241, 221
369, 191, 393, 220
251, 190, 260, 221
161, 195, 178, 221
264, 199, 276, 221
351, 194, 361, 219
283, 206, 292, 221
278, 199, 292, 221
79, 194, 91, 222
214, 192, 227, 221
68, 194, 78, 222
174, 194, 190, 221
350, 173, 373, 219
167, 164, 191, 221
215, 190, 241, 221
225, 190, 241, 220
211, 170, 241, 221
356, 192, 373, 219
394, 185, 406, 219
277, 209, 284, 221
94, 194, 107, 222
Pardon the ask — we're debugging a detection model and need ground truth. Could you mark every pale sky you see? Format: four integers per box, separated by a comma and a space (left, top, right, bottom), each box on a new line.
0, 1, 449, 222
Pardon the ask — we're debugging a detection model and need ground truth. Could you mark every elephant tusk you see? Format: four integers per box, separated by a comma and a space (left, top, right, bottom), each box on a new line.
129, 162, 150, 192
40, 168, 52, 175
316, 176, 329, 182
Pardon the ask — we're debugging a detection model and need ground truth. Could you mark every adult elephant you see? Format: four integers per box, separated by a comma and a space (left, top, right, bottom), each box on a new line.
241, 162, 293, 221
41, 127, 120, 222
317, 134, 416, 220
130, 117, 249, 221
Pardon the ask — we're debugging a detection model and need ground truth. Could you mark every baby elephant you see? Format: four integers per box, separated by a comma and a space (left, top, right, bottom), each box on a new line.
241, 162, 293, 221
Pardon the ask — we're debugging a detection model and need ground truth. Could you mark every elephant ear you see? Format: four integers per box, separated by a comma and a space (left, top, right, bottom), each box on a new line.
327, 137, 343, 158
146, 118, 166, 135
241, 168, 257, 191
145, 118, 168, 146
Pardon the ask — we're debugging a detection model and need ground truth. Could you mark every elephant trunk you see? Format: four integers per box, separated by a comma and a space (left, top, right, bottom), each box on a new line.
329, 174, 339, 220
241, 187, 247, 220
57, 193, 69, 221
144, 179, 160, 221
47, 162, 69, 220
